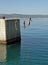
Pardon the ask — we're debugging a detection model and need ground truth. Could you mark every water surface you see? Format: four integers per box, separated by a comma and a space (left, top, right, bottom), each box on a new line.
0, 18, 48, 65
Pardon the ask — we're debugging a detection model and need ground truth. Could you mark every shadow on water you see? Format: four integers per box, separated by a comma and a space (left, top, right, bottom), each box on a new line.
0, 42, 21, 65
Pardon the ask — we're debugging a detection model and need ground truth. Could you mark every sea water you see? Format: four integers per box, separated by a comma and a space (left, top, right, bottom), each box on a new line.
0, 18, 48, 65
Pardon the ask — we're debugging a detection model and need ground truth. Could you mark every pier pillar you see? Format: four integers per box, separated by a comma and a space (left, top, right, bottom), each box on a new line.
0, 18, 21, 44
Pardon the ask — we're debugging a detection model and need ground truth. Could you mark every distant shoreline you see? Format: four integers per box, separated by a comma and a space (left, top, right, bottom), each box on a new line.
0, 14, 48, 18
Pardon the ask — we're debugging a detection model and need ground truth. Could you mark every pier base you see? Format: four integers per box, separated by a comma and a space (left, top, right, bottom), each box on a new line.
0, 36, 21, 45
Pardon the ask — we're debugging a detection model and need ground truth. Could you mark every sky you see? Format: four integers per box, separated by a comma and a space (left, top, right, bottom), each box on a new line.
0, 0, 48, 14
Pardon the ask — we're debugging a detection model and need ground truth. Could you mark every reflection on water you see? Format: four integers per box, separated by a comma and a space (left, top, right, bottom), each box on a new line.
0, 43, 21, 65
0, 45, 7, 62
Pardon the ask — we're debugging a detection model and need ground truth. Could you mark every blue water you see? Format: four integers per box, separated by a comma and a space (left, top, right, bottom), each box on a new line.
0, 18, 48, 65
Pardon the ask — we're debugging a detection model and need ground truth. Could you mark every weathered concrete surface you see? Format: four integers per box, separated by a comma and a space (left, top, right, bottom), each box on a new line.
0, 18, 21, 44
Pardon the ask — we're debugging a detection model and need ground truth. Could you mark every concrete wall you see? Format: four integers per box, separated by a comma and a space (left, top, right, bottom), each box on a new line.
0, 19, 21, 44
0, 19, 6, 41
5, 19, 20, 40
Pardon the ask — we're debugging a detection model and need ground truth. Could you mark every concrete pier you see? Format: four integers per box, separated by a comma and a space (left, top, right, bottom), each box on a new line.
0, 17, 21, 44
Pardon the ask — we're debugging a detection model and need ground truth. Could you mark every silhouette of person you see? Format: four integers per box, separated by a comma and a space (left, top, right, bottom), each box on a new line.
15, 20, 18, 30
28, 21, 30, 26
28, 18, 32, 26
23, 21, 26, 29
